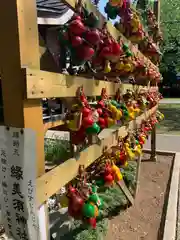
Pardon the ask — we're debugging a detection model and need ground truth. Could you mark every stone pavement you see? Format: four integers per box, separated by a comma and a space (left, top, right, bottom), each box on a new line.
144, 134, 180, 152
160, 99, 180, 104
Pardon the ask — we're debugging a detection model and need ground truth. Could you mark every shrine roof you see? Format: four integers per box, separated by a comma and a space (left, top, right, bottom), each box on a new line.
36, 0, 74, 24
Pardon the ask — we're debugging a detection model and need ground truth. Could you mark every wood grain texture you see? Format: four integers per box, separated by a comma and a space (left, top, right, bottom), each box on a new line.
25, 68, 153, 99
26, 68, 120, 98
0, 0, 45, 176
44, 120, 65, 132
117, 180, 134, 205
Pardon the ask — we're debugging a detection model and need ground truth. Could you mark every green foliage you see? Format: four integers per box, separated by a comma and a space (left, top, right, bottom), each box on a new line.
45, 138, 71, 164
122, 161, 137, 193
160, 0, 180, 80
72, 218, 109, 240
161, 0, 180, 41
135, 0, 180, 84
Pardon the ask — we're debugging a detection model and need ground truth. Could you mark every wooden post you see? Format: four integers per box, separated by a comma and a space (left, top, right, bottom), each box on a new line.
151, 126, 157, 161
0, 1, 48, 239
154, 0, 161, 28
134, 155, 142, 198
150, 0, 160, 162
117, 180, 134, 205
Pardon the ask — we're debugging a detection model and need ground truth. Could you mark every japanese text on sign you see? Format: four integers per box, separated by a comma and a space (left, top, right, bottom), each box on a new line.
0, 127, 39, 240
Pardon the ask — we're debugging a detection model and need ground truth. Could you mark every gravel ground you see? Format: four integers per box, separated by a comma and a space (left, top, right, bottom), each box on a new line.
106, 154, 173, 240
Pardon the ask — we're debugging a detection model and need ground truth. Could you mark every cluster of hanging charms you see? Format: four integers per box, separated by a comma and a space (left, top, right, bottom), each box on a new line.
67, 165, 103, 228
146, 8, 163, 44
65, 87, 124, 146
52, 105, 164, 229
92, 151, 124, 187
44, 0, 164, 235
58, 0, 161, 84
110, 132, 142, 165
65, 85, 162, 149
65, 145, 137, 228
104, 0, 161, 66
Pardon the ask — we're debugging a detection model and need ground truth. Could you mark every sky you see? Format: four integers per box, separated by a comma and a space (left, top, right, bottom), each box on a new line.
98, 0, 120, 23
98, 0, 107, 16
98, 0, 137, 16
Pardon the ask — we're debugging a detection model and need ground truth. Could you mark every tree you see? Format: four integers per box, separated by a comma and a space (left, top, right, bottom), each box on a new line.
160, 0, 180, 86
160, 0, 180, 41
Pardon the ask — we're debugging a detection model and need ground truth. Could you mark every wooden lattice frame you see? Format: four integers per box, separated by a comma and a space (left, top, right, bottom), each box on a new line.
0, 0, 159, 238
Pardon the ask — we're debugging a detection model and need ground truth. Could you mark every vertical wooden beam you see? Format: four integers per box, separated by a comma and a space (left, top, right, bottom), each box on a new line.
0, 0, 45, 175
134, 155, 142, 198
151, 126, 157, 161
150, 0, 160, 162
0, 1, 48, 239
154, 0, 161, 27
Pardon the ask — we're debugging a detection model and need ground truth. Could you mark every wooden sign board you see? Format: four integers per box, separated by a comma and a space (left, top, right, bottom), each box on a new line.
0, 127, 39, 240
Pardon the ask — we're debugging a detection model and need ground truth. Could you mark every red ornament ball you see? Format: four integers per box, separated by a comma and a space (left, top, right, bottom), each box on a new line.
119, 152, 126, 161
98, 100, 105, 108
82, 107, 91, 117
97, 108, 103, 116
71, 36, 83, 47
100, 46, 112, 57
69, 19, 86, 36
104, 117, 109, 128
98, 117, 106, 127
82, 117, 94, 128
139, 140, 144, 146
85, 29, 101, 46
104, 174, 114, 183
111, 42, 122, 55
104, 165, 113, 175
77, 45, 95, 60
87, 217, 97, 229
104, 38, 112, 45
72, 15, 82, 21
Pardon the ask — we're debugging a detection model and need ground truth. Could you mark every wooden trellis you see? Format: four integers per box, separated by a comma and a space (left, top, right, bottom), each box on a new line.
0, 0, 159, 239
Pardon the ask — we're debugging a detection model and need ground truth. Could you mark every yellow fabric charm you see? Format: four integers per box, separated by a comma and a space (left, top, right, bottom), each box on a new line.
111, 163, 123, 181
134, 144, 142, 156
125, 144, 135, 160
104, 60, 111, 73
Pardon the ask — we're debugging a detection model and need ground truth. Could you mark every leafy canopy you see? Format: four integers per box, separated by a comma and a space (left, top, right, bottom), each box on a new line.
160, 0, 180, 76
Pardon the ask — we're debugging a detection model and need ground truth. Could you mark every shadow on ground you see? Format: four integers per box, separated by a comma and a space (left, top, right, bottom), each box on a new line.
157, 107, 180, 134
